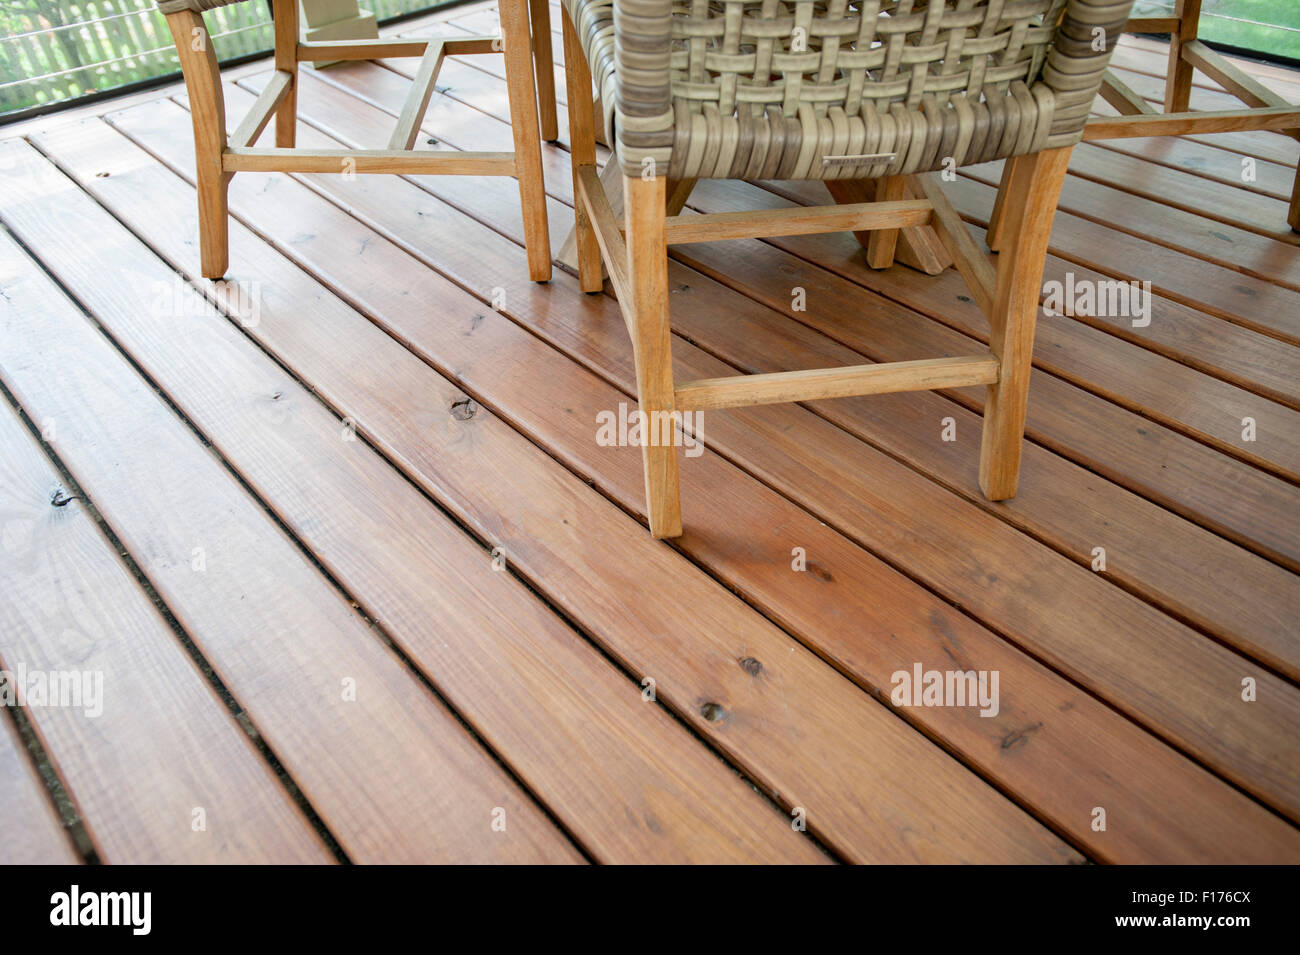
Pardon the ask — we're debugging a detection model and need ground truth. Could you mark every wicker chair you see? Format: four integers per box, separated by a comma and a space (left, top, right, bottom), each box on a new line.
561, 0, 1136, 538
158, 0, 551, 281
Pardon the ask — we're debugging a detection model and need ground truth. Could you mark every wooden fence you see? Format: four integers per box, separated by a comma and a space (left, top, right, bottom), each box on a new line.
0, 0, 447, 117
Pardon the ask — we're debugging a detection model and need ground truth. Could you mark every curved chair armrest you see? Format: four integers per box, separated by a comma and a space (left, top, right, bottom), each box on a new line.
1041, 0, 1137, 147
612, 0, 675, 175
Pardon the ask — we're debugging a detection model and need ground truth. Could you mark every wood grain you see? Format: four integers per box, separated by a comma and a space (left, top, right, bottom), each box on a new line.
0, 382, 330, 863
13, 132, 825, 867
92, 97, 1081, 863
0, 701, 78, 864
99, 86, 1300, 860
0, 139, 580, 866
267, 37, 1300, 671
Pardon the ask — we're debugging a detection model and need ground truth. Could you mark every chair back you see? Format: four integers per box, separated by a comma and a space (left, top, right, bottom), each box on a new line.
602, 0, 1136, 178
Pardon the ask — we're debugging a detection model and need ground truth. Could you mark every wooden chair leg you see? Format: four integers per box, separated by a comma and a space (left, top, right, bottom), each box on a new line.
561, 5, 602, 291
272, 0, 298, 148
1289, 165, 1300, 232
528, 0, 559, 142
624, 173, 682, 539
825, 178, 950, 272
979, 146, 1072, 501
666, 178, 696, 215
165, 9, 231, 279
500, 0, 551, 281
1164, 0, 1202, 114
986, 160, 1014, 251
865, 175, 907, 268
196, 171, 232, 281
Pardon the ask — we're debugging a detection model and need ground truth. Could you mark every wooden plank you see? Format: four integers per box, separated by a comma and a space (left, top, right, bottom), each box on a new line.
673, 190, 1300, 659
97, 96, 1086, 863
676, 355, 998, 411
223, 146, 515, 174
661, 200, 933, 245
20, 132, 823, 867
1059, 141, 1299, 246
694, 178, 1300, 570
0, 141, 579, 867
0, 389, 329, 863
345, 33, 1300, 402
941, 172, 1300, 345
229, 69, 292, 148
1089, 134, 1297, 206
310, 35, 1300, 647
387, 41, 446, 150
767, 172, 1300, 464
959, 160, 1300, 293
0, 707, 78, 864
110, 87, 1300, 856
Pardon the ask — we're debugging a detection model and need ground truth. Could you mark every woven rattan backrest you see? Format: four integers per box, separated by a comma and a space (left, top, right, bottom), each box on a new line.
672, 0, 1067, 117
601, 0, 1135, 177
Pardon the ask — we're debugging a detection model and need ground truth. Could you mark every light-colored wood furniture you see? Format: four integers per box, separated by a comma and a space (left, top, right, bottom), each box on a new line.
1079, 1, 1299, 230
528, 0, 559, 141
562, 0, 1135, 538
158, 0, 551, 281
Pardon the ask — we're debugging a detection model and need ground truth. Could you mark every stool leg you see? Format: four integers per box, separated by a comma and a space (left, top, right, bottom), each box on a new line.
665, 178, 696, 215
528, 0, 559, 142
500, 0, 552, 281
979, 147, 1071, 501
166, 9, 231, 280
1164, 0, 1202, 114
1288, 165, 1300, 232
865, 175, 907, 268
561, 4, 602, 291
272, 0, 298, 148
986, 160, 1014, 251
624, 173, 682, 539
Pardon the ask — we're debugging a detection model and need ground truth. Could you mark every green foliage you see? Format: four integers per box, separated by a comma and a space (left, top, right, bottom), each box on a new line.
0, 0, 448, 116
1132, 1, 1300, 59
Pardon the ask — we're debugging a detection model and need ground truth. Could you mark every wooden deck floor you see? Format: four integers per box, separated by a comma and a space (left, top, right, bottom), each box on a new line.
2, 2, 1299, 864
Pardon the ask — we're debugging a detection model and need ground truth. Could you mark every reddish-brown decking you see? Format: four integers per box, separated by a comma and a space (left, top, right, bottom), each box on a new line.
1, 2, 1297, 864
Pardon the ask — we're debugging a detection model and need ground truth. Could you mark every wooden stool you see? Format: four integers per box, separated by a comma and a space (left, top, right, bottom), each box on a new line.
158, 0, 551, 281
